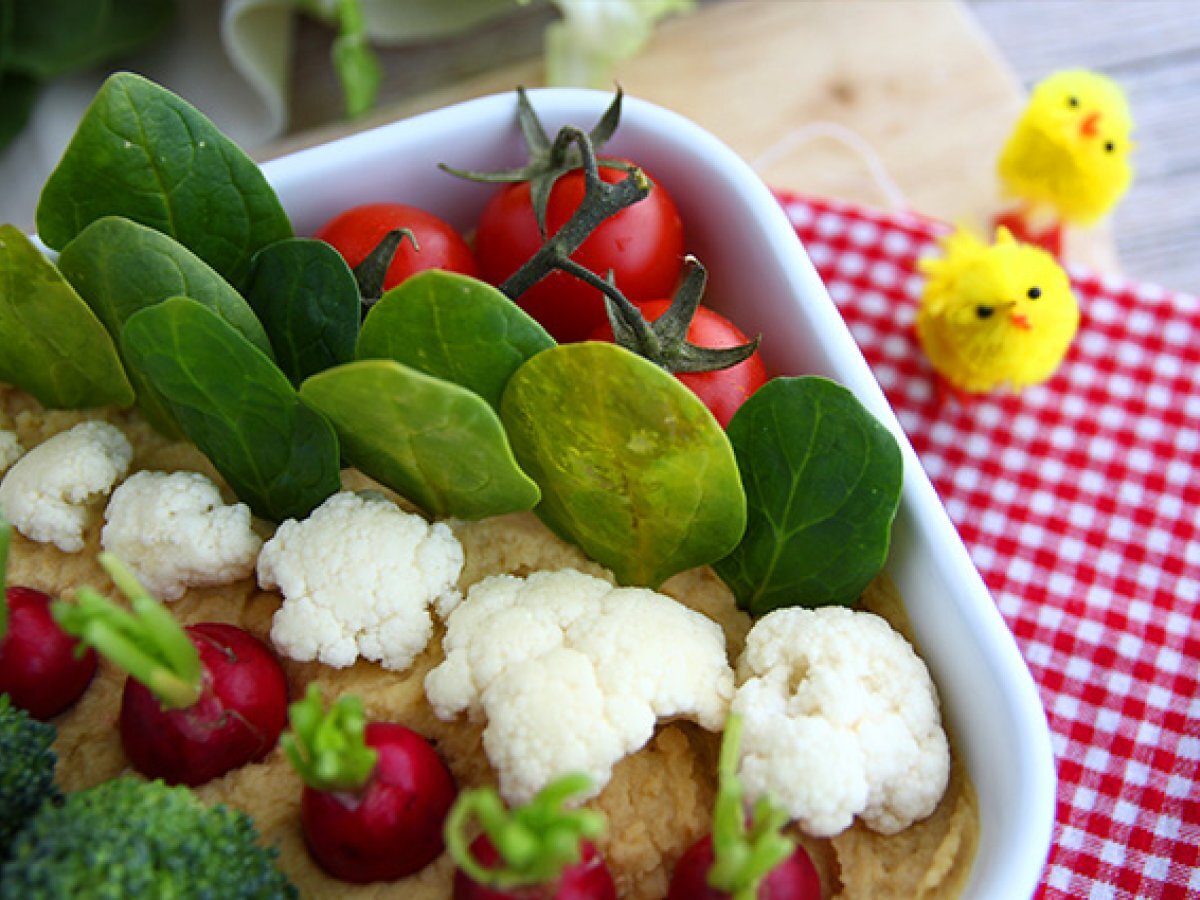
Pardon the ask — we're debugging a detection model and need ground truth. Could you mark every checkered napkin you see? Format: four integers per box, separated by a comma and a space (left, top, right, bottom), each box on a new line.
774, 191, 1200, 899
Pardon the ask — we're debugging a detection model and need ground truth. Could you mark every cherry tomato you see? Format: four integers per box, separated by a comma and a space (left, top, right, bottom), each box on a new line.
474, 160, 685, 343
591, 299, 768, 428
316, 202, 478, 290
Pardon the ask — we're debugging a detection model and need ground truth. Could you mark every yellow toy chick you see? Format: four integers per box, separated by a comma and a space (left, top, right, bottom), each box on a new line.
996, 69, 1134, 253
917, 226, 1080, 398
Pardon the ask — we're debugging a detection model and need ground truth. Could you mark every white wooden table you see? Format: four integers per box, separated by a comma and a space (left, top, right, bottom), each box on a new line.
965, 0, 1200, 292
277, 0, 1198, 295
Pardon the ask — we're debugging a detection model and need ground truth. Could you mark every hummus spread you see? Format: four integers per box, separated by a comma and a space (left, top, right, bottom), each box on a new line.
1, 387, 978, 898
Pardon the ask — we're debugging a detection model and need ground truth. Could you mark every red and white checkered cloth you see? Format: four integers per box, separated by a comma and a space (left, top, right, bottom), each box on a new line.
775, 191, 1200, 899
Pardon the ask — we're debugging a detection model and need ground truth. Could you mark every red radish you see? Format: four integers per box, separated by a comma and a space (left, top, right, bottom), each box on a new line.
447, 773, 615, 899
284, 684, 457, 883
667, 715, 821, 900
118, 621, 288, 786
53, 553, 288, 786
0, 517, 97, 719
668, 835, 821, 900
455, 835, 614, 900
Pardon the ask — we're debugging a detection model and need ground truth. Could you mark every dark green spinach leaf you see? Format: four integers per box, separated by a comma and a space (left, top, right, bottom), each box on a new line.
243, 238, 359, 386
57, 216, 273, 433
0, 225, 133, 409
300, 360, 540, 521
0, 71, 37, 153
357, 270, 555, 411
501, 343, 746, 588
120, 297, 341, 522
714, 376, 903, 615
5, 0, 174, 81
36, 71, 292, 287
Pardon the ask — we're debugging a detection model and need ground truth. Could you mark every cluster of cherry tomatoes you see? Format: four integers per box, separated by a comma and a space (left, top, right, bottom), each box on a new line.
315, 156, 767, 429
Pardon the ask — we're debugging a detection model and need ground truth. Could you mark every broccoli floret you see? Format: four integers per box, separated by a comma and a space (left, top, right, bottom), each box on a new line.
0, 777, 297, 898
0, 694, 59, 862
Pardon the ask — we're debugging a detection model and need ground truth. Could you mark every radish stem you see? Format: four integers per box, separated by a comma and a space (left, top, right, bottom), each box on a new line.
283, 683, 378, 792
51, 555, 202, 709
446, 773, 606, 890
707, 714, 796, 900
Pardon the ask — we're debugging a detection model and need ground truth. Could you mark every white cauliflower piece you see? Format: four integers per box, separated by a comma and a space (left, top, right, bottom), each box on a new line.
100, 470, 263, 601
734, 606, 950, 837
426, 568, 734, 805
0, 430, 23, 475
0, 421, 132, 552
257, 491, 463, 671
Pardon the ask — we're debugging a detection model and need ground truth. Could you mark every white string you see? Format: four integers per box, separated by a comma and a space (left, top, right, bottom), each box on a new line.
750, 121, 913, 216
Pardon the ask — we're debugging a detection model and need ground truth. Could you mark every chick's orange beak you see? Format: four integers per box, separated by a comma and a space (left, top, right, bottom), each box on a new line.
1080, 111, 1101, 138
1010, 312, 1032, 330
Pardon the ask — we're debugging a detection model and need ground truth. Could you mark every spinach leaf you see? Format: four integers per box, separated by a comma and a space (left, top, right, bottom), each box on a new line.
300, 360, 540, 521
36, 71, 292, 287
501, 343, 746, 588
0, 2, 37, 153
0, 69, 36, 153
714, 376, 903, 615
357, 270, 555, 411
0, 225, 133, 409
58, 216, 273, 434
5, 0, 175, 81
243, 238, 359, 386
58, 217, 271, 352
120, 297, 341, 523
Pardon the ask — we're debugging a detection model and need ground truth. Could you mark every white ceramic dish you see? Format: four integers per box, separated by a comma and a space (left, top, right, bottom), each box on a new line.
264, 88, 1056, 899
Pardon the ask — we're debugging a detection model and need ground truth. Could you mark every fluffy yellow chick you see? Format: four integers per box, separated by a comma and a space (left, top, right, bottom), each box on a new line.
998, 69, 1134, 226
917, 226, 1079, 396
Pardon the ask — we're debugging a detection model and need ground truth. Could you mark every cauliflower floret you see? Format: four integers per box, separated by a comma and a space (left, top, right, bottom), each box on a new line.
0, 430, 23, 475
100, 470, 263, 601
734, 606, 950, 837
257, 491, 463, 671
425, 568, 734, 805
0, 421, 132, 552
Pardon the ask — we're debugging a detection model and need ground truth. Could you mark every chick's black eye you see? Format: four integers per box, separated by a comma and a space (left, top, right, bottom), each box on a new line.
1027, 286, 1042, 300
1104, 141, 1115, 153
976, 305, 995, 319
1067, 95, 1080, 108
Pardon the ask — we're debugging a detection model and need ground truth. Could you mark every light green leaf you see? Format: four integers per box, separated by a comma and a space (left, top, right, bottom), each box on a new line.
714, 376, 903, 615
331, 0, 381, 118
0, 224, 133, 409
545, 0, 694, 88
357, 270, 554, 411
501, 342, 745, 588
36, 71, 293, 287
300, 359, 540, 520
120, 297, 341, 522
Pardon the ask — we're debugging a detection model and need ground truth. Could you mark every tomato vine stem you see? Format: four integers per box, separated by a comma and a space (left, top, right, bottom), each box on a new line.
499, 124, 652, 301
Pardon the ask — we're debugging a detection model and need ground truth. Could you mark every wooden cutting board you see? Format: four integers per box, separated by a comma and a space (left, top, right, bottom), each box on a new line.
270, 0, 1117, 271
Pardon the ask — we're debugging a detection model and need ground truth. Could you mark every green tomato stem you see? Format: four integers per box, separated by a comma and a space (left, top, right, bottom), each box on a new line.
51, 555, 202, 709
602, 255, 762, 376
499, 124, 652, 301
354, 227, 418, 305
707, 714, 796, 897
445, 773, 606, 890
282, 683, 378, 793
